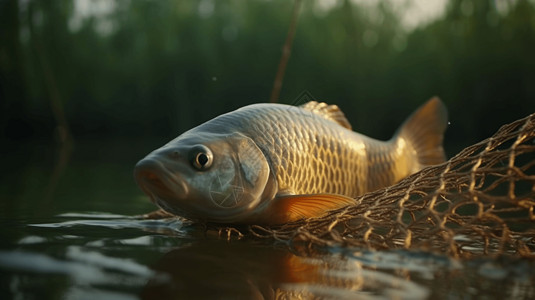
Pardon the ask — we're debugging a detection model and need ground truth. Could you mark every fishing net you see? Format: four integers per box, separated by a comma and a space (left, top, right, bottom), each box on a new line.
231, 112, 535, 259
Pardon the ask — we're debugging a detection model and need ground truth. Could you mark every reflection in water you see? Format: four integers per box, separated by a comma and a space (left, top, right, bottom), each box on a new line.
141, 240, 429, 299
0, 247, 153, 300
2, 213, 534, 299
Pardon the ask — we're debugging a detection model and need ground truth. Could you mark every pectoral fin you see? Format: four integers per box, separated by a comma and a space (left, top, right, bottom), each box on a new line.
268, 194, 356, 224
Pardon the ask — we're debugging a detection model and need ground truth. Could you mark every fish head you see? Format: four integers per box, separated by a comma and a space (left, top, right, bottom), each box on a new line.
134, 131, 273, 222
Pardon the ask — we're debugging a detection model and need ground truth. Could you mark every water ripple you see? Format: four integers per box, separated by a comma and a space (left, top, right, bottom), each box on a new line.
28, 212, 189, 237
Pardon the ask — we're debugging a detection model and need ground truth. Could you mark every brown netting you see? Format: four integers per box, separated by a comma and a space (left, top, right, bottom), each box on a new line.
235, 112, 535, 259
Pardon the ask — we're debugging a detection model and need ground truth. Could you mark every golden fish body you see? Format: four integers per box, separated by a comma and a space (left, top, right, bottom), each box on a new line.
134, 98, 447, 224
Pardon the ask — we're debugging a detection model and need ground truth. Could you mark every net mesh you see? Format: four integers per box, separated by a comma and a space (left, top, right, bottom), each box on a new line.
226, 113, 535, 259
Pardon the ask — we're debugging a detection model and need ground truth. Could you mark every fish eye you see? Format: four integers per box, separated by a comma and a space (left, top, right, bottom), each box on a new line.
190, 145, 213, 170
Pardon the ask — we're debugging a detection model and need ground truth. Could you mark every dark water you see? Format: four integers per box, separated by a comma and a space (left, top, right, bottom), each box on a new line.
1, 141, 535, 299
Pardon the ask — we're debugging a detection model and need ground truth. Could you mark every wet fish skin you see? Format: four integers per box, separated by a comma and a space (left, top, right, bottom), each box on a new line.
134, 98, 448, 224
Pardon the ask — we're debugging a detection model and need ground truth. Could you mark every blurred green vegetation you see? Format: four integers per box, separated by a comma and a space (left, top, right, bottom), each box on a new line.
2, 0, 535, 147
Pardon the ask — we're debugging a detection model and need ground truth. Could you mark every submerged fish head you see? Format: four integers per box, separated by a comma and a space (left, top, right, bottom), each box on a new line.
134, 131, 273, 222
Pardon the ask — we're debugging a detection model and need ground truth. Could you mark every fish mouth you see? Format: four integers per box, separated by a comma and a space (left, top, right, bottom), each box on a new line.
134, 158, 188, 207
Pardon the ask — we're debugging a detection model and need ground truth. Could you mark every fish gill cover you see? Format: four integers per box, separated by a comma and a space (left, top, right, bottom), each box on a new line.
215, 112, 535, 259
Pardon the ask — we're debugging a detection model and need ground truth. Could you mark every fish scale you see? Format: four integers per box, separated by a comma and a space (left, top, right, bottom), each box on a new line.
233, 104, 373, 197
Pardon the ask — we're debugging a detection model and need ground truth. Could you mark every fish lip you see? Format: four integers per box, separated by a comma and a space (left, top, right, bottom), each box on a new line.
134, 157, 188, 205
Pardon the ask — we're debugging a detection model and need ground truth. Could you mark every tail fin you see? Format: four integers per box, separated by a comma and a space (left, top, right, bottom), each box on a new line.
395, 97, 448, 167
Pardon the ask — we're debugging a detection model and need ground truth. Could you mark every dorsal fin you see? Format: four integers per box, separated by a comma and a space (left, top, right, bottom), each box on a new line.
300, 101, 352, 130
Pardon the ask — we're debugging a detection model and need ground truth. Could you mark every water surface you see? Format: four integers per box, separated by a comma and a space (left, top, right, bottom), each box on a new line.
1, 141, 534, 299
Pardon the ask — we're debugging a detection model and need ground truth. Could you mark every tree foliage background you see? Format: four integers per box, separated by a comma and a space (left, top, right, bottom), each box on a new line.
1, 0, 535, 155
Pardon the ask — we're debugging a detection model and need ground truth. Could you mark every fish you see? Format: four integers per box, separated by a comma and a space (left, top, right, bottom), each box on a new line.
134, 97, 448, 224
